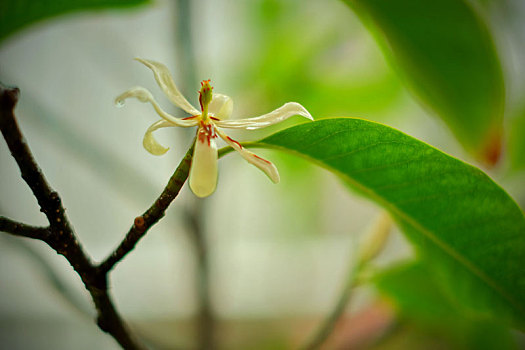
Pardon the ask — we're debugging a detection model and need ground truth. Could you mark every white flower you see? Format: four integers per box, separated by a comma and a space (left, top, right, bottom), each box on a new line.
116, 58, 313, 197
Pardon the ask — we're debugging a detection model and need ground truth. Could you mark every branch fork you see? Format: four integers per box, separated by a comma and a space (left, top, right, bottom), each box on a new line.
0, 83, 194, 350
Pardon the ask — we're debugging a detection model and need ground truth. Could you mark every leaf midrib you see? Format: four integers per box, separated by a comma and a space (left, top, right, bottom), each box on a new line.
247, 140, 524, 315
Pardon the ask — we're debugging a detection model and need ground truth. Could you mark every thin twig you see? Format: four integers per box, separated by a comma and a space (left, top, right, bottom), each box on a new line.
0, 83, 145, 350
98, 139, 195, 274
301, 213, 393, 350
0, 87, 75, 239
0, 85, 93, 278
0, 216, 50, 240
302, 262, 364, 350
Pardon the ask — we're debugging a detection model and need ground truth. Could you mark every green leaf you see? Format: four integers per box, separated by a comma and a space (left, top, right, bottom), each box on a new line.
344, 0, 505, 164
0, 0, 150, 43
375, 262, 463, 324
375, 262, 518, 350
255, 118, 525, 328
509, 106, 525, 171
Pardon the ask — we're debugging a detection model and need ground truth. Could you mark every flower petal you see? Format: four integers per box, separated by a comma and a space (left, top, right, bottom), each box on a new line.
143, 120, 172, 155
115, 87, 199, 127
209, 93, 233, 120
214, 102, 312, 130
134, 58, 200, 115
189, 128, 219, 197
215, 128, 279, 183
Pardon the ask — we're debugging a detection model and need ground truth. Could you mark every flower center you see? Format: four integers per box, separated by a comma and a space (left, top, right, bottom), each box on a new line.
199, 79, 213, 122
197, 120, 217, 146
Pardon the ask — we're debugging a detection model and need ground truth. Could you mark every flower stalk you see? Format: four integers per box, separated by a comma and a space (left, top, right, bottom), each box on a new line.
99, 139, 196, 274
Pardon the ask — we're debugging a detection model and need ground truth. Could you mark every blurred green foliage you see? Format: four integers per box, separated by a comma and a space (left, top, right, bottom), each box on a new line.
345, 0, 505, 163
509, 106, 525, 171
243, 0, 506, 164
241, 0, 405, 121
0, 0, 150, 43
374, 262, 518, 350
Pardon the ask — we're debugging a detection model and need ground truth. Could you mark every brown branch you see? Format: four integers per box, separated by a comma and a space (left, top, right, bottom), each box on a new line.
0, 216, 50, 240
0, 87, 74, 237
0, 83, 146, 350
98, 139, 195, 274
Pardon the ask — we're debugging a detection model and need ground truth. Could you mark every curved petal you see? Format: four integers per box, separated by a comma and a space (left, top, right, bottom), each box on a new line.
134, 58, 200, 115
143, 120, 173, 155
115, 87, 199, 127
189, 127, 219, 197
214, 102, 312, 130
215, 128, 279, 183
209, 93, 233, 120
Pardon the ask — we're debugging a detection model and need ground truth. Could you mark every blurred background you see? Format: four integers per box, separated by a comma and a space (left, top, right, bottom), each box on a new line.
0, 0, 524, 349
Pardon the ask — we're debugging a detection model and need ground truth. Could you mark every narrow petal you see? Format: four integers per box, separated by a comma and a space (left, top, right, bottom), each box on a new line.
209, 93, 233, 120
134, 58, 200, 115
143, 120, 173, 155
215, 128, 280, 183
189, 128, 219, 197
214, 102, 312, 130
115, 87, 199, 127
